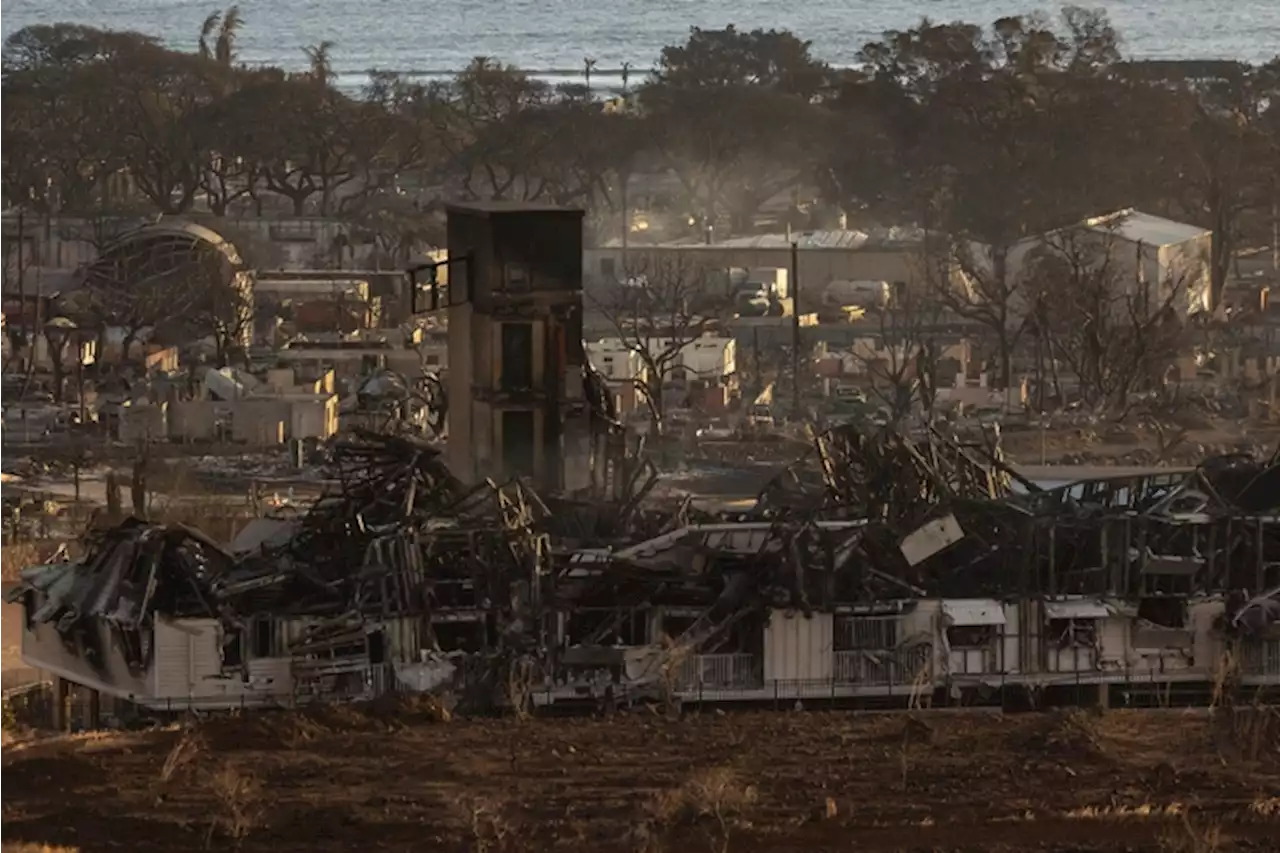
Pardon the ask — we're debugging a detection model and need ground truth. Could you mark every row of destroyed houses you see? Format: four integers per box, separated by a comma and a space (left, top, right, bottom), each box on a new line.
10, 425, 1280, 718
7, 210, 1280, 444
6, 202, 1280, 720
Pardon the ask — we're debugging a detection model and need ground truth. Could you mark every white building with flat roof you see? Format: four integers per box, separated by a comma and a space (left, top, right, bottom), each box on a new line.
960, 209, 1213, 320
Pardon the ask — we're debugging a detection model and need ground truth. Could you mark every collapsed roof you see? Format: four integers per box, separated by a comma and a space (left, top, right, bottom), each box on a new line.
10, 425, 1280, 678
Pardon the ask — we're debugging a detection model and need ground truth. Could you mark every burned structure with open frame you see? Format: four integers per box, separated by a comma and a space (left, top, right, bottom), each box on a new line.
9, 205, 1280, 721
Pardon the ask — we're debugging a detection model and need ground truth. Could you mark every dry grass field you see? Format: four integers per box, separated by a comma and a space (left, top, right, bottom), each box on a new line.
3, 704, 1278, 852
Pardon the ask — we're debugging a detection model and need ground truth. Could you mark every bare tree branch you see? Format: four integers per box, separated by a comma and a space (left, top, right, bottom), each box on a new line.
589, 256, 721, 430
845, 291, 945, 424
1024, 223, 1192, 415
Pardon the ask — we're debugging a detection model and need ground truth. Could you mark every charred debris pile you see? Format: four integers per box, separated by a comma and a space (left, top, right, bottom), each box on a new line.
11, 425, 1280, 676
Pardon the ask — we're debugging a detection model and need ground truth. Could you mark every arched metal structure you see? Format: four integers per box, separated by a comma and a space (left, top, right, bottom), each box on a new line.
82, 220, 254, 355
86, 221, 246, 287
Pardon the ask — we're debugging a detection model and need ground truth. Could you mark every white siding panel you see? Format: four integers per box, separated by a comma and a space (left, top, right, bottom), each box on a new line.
189, 619, 224, 683
1097, 616, 1130, 670
1189, 599, 1226, 672
1001, 602, 1020, 675
1048, 645, 1098, 673
154, 619, 297, 703
246, 657, 294, 694
152, 618, 197, 697
154, 618, 228, 699
764, 610, 833, 682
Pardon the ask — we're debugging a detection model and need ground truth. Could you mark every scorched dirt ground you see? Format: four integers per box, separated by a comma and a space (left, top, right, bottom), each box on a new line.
3, 706, 1278, 852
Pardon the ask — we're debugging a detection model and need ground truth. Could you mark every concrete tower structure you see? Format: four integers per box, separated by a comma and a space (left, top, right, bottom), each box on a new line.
442, 202, 596, 493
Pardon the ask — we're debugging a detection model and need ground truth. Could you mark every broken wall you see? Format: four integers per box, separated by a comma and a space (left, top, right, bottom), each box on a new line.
169, 400, 222, 441
22, 617, 149, 699
152, 618, 293, 705
117, 402, 168, 445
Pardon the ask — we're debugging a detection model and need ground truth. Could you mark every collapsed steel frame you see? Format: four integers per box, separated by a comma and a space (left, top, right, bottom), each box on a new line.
10, 423, 1280, 704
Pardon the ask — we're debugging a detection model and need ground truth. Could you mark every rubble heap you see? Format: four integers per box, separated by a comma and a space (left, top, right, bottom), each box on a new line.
9, 518, 239, 672
8, 423, 1280, 704
758, 422, 1017, 523
285, 430, 466, 583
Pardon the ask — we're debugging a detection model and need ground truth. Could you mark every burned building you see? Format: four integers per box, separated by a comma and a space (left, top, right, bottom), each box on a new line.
440, 202, 601, 494
13, 425, 1279, 720
81, 222, 255, 354
9, 205, 1280, 723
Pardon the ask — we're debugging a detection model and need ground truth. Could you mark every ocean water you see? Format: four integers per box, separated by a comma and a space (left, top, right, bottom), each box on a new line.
3, 0, 1277, 91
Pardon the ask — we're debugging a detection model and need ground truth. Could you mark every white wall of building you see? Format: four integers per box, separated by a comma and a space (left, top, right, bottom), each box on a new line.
586, 336, 735, 382
962, 210, 1212, 322
764, 610, 834, 682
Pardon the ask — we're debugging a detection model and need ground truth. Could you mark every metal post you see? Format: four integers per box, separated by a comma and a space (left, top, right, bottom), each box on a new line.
76, 356, 86, 426
16, 209, 25, 341
51, 677, 68, 731
1040, 412, 1047, 466
790, 239, 801, 421
621, 174, 629, 265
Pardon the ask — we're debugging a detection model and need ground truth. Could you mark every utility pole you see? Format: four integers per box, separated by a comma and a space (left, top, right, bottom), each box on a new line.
790, 239, 801, 421
16, 209, 26, 334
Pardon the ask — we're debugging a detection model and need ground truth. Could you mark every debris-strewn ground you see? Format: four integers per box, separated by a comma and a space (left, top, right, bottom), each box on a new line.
3, 708, 1277, 852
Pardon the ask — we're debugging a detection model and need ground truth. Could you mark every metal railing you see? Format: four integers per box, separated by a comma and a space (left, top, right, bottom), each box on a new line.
1240, 638, 1280, 677
662, 666, 1275, 710
833, 646, 931, 686
673, 653, 762, 689
119, 661, 1268, 717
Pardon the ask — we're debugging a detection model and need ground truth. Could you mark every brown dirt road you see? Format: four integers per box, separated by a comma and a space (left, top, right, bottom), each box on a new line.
3, 706, 1277, 852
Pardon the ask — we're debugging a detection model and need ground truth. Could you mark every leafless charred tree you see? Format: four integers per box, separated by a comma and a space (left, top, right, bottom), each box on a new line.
79, 272, 170, 362
928, 239, 1029, 394
1024, 225, 1194, 414
591, 256, 719, 431
78, 228, 248, 365
846, 291, 945, 424
184, 265, 253, 368
41, 316, 77, 403
2, 210, 36, 371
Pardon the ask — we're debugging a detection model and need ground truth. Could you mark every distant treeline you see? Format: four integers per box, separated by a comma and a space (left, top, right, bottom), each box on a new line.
2, 7, 1277, 290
